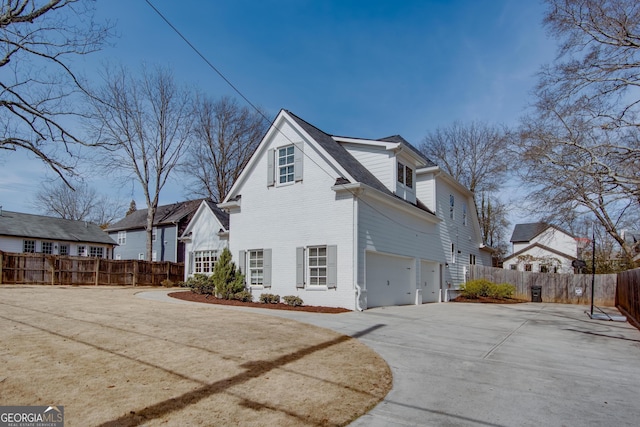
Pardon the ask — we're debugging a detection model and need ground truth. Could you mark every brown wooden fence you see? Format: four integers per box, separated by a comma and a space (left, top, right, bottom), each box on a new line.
616, 268, 640, 330
0, 251, 184, 286
468, 265, 617, 306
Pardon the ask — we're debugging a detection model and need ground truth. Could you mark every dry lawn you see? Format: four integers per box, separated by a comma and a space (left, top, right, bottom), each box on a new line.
0, 286, 391, 426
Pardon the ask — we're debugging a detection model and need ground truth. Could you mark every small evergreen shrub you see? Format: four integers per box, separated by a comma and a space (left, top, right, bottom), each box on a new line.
186, 274, 215, 295
161, 279, 175, 288
212, 248, 245, 299
259, 293, 280, 304
234, 290, 253, 302
283, 295, 304, 307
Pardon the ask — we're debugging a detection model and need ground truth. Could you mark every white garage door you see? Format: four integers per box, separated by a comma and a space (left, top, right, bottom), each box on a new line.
365, 251, 414, 308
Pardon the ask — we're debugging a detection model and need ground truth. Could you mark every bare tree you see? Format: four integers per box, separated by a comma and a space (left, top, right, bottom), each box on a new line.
32, 180, 125, 228
517, 100, 639, 261
419, 121, 512, 195
0, 0, 111, 184
419, 121, 513, 257
87, 65, 193, 260
541, 0, 640, 131
182, 96, 268, 201
515, 0, 640, 262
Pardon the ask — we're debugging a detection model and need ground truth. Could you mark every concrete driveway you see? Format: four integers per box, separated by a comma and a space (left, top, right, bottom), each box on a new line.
143, 291, 640, 426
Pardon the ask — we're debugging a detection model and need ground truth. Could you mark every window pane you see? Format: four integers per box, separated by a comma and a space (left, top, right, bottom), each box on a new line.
405, 166, 413, 188
397, 162, 404, 184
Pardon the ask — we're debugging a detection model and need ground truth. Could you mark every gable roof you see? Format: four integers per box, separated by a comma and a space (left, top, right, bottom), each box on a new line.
510, 222, 576, 243
285, 111, 436, 215
503, 242, 577, 262
0, 211, 117, 245
286, 111, 392, 195
204, 199, 229, 230
377, 135, 437, 167
105, 199, 205, 232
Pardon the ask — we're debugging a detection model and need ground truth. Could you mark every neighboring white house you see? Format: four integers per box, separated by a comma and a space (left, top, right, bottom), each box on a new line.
217, 110, 491, 310
0, 209, 116, 258
502, 222, 579, 273
179, 199, 230, 281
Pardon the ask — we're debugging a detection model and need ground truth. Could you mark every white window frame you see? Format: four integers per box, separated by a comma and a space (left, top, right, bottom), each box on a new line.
308, 246, 328, 286
249, 249, 264, 286
59, 244, 69, 256
397, 162, 414, 189
193, 250, 218, 274
115, 254, 122, 260
469, 254, 476, 265
89, 246, 104, 258
449, 195, 455, 219
117, 231, 126, 245
277, 145, 295, 185
23, 240, 35, 253
152, 227, 157, 242
41, 241, 53, 254
138, 253, 145, 260
152, 251, 157, 262
78, 245, 86, 257
462, 203, 467, 226
451, 243, 456, 264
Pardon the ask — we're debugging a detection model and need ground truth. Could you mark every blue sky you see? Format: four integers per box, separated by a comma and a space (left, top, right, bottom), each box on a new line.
0, 0, 556, 221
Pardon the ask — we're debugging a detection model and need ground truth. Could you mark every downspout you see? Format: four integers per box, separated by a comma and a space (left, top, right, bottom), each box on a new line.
353, 193, 363, 311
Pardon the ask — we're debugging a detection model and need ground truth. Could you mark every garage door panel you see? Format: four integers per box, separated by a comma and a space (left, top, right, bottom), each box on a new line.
366, 251, 414, 308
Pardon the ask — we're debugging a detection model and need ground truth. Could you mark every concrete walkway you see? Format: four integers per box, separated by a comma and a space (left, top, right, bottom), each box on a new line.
139, 291, 640, 426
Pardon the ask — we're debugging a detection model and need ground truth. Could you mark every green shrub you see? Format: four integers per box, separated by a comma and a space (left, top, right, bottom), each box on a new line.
460, 279, 493, 298
186, 274, 215, 295
212, 248, 245, 299
259, 293, 280, 304
460, 279, 515, 300
491, 283, 515, 299
234, 290, 253, 302
161, 279, 175, 288
283, 295, 304, 307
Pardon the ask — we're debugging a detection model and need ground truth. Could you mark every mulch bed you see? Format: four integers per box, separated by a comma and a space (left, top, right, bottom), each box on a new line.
453, 296, 527, 304
168, 291, 351, 313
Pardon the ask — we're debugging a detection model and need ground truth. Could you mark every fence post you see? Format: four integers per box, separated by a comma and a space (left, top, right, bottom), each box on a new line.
51, 258, 55, 286
0, 251, 3, 285
133, 260, 138, 287
94, 258, 100, 286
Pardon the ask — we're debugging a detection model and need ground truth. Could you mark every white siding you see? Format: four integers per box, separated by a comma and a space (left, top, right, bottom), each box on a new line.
433, 179, 488, 287
228, 120, 357, 310
415, 171, 436, 212
0, 236, 23, 253
342, 144, 394, 191
532, 228, 577, 257
0, 236, 111, 258
183, 207, 228, 281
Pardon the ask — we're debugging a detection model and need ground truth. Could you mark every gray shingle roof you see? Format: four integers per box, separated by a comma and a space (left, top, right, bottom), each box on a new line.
0, 211, 117, 245
510, 222, 575, 243
285, 111, 436, 216
377, 135, 437, 167
204, 199, 229, 230
105, 199, 205, 232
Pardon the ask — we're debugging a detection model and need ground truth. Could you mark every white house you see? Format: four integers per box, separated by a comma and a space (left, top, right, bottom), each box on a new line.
179, 199, 230, 281
0, 209, 116, 258
502, 222, 579, 273
218, 110, 491, 310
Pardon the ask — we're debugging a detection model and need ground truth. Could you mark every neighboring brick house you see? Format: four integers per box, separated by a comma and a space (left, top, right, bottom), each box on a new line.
0, 209, 116, 258
106, 200, 203, 262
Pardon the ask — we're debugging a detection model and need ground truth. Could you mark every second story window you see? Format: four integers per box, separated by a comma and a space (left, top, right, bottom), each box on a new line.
117, 231, 126, 245
449, 195, 455, 219
278, 145, 295, 184
397, 162, 414, 189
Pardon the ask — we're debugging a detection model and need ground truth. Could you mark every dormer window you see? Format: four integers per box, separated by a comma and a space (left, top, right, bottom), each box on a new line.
397, 162, 413, 189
